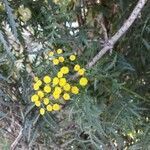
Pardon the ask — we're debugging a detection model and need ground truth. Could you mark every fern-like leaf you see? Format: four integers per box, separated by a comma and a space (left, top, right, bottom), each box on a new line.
0, 30, 15, 60
3, 0, 18, 39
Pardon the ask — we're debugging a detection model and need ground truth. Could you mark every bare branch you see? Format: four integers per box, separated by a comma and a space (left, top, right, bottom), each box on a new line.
100, 16, 108, 42
10, 127, 23, 150
86, 0, 148, 68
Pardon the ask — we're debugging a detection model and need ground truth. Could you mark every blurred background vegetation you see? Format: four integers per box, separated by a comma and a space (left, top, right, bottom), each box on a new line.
0, 0, 149, 149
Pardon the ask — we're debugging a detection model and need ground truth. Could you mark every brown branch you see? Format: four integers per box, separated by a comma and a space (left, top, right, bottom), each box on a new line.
86, 0, 148, 68
61, 138, 76, 148
10, 127, 23, 150
100, 16, 109, 42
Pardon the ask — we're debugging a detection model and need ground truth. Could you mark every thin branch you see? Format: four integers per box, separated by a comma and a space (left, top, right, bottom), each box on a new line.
61, 138, 76, 148
101, 22, 108, 42
100, 15, 108, 42
10, 127, 23, 150
86, 0, 148, 68
55, 130, 75, 137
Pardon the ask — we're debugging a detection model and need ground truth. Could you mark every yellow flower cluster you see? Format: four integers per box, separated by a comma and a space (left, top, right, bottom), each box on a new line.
31, 48, 88, 115
48, 49, 65, 65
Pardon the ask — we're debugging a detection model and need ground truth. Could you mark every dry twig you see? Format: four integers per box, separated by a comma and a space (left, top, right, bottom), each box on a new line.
10, 127, 23, 150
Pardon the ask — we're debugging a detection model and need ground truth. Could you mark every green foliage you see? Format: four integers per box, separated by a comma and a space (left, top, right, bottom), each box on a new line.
3, 0, 18, 39
0, 0, 149, 149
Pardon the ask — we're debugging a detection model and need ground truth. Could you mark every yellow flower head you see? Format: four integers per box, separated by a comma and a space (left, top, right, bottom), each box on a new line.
58, 56, 65, 63
60, 66, 69, 74
34, 76, 39, 82
31, 94, 39, 102
52, 77, 59, 85
43, 98, 50, 105
18, 7, 31, 22
69, 54, 76, 61
36, 80, 42, 86
59, 78, 67, 87
43, 75, 51, 84
63, 83, 71, 91
49, 51, 54, 57
53, 92, 60, 99
53, 103, 61, 111
63, 93, 70, 100
44, 85, 51, 93
57, 49, 63, 54
57, 71, 63, 78
54, 86, 62, 94
71, 86, 79, 94
33, 83, 39, 90
78, 68, 85, 76
47, 104, 53, 111
53, 58, 59, 65
79, 77, 88, 86
74, 64, 80, 71
40, 108, 45, 115
35, 100, 41, 107
53, 0, 60, 4
37, 90, 44, 98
